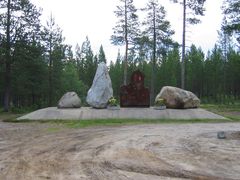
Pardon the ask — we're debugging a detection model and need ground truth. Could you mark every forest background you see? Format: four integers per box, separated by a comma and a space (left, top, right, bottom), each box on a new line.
0, 0, 239, 112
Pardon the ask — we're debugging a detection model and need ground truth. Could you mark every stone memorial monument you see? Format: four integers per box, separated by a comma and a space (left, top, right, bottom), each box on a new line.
57, 92, 81, 108
120, 70, 150, 107
155, 86, 200, 109
86, 62, 113, 108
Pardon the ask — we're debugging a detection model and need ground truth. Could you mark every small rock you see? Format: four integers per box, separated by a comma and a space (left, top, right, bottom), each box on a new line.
217, 131, 226, 139
57, 92, 81, 108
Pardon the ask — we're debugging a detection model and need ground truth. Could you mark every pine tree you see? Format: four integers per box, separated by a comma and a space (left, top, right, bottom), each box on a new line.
109, 50, 124, 98
98, 45, 107, 63
62, 61, 88, 103
218, 16, 233, 61
135, 35, 151, 62
223, 0, 240, 45
185, 45, 204, 97
111, 0, 140, 85
79, 37, 97, 88
42, 14, 64, 106
0, 0, 41, 111
12, 39, 48, 107
170, 0, 206, 89
218, 16, 235, 99
158, 47, 180, 89
75, 43, 84, 82
142, 0, 174, 103
226, 49, 240, 98
204, 45, 224, 101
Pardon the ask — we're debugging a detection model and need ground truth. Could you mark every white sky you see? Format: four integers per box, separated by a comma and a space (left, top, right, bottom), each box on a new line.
31, 0, 223, 63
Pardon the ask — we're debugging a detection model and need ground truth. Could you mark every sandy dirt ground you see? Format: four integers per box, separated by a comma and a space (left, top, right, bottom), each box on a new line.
0, 121, 240, 180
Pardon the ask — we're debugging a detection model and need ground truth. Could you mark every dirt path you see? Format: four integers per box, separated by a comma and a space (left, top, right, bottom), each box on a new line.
0, 122, 240, 180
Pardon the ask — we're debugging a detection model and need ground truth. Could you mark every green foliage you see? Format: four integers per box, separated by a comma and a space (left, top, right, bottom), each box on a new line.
111, 0, 140, 85
223, 0, 240, 44
42, 15, 65, 106
62, 61, 88, 103
9, 118, 230, 128
0, 0, 42, 111
77, 36, 97, 88
170, 0, 206, 24
154, 98, 166, 106
12, 41, 48, 108
111, 0, 140, 46
109, 53, 124, 98
108, 97, 118, 106
141, 0, 175, 103
109, 43, 240, 104
185, 45, 204, 97
142, 0, 175, 55
64, 119, 228, 128
98, 45, 107, 63
158, 47, 181, 88
201, 103, 240, 121
0, 0, 240, 111
10, 106, 38, 114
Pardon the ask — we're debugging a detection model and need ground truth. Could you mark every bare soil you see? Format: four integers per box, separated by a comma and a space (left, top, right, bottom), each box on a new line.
0, 121, 240, 180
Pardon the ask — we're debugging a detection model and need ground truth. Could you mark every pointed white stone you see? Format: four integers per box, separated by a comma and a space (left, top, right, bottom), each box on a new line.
86, 62, 113, 108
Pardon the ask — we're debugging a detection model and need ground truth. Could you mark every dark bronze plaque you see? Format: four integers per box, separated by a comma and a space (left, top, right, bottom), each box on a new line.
120, 70, 150, 107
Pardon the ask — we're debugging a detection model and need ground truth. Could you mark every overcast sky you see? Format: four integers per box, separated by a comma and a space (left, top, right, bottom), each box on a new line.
31, 0, 223, 63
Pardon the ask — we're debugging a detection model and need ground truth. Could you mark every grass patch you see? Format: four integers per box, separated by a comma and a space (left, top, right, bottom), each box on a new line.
46, 127, 62, 133
201, 104, 240, 112
63, 118, 232, 128
0, 112, 23, 122
201, 103, 240, 121
3, 119, 32, 123
5, 118, 231, 129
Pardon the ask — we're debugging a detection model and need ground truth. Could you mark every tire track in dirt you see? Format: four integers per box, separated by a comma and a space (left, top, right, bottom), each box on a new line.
0, 122, 240, 179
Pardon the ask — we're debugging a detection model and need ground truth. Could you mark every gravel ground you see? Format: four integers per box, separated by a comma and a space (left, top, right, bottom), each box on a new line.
0, 122, 240, 180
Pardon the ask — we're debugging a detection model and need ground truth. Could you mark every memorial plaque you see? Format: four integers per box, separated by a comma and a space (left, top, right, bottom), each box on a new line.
120, 70, 150, 107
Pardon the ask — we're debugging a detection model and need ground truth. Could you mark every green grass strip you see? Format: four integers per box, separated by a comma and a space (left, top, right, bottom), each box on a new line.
5, 118, 233, 129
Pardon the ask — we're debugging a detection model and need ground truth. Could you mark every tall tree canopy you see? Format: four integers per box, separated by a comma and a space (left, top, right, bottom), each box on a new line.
42, 14, 65, 106
77, 37, 97, 88
98, 45, 107, 63
0, 0, 41, 111
223, 0, 240, 45
111, 0, 140, 85
0, 0, 239, 110
170, 0, 206, 89
142, 0, 174, 103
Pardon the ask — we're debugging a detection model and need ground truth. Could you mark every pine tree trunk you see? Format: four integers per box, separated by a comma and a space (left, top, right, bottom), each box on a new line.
48, 64, 53, 106
124, 42, 128, 86
181, 0, 186, 89
123, 0, 128, 85
4, 0, 11, 112
4, 63, 11, 112
151, 4, 156, 105
48, 40, 53, 107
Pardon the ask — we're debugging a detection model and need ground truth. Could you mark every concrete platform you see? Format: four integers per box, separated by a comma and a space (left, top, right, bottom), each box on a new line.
17, 107, 227, 120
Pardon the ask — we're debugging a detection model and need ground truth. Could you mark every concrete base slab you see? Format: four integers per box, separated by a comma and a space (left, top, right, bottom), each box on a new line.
17, 107, 227, 120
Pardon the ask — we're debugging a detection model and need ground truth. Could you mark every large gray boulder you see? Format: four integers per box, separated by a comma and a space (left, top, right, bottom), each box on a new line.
57, 92, 81, 108
155, 86, 200, 109
86, 62, 113, 108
